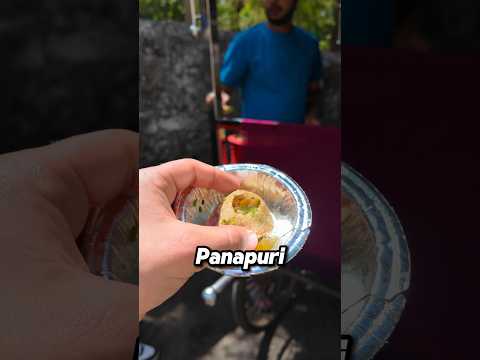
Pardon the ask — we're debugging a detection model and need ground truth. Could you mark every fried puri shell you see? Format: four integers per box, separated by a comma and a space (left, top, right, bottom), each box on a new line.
219, 190, 274, 238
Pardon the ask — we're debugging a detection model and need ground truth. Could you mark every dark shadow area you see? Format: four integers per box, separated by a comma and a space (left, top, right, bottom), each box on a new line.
256, 295, 295, 360
140, 271, 239, 360
141, 271, 339, 360
1, 0, 138, 153
342, 1, 480, 358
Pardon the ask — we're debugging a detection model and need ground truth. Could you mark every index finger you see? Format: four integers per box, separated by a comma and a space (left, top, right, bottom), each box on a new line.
142, 159, 241, 204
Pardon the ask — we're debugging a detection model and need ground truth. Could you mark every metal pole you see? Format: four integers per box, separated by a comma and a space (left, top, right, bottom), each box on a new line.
206, 0, 222, 164
201, 275, 234, 306
337, 1, 341, 47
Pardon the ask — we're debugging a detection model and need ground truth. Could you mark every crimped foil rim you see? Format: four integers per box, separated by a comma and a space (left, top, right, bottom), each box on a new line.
342, 163, 411, 360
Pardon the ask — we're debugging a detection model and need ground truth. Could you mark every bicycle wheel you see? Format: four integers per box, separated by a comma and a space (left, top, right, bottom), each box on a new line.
232, 271, 298, 333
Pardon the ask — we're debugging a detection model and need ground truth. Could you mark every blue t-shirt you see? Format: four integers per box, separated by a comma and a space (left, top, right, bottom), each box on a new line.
220, 22, 322, 124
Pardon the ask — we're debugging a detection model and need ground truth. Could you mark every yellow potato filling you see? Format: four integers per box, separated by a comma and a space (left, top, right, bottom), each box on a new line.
219, 190, 277, 250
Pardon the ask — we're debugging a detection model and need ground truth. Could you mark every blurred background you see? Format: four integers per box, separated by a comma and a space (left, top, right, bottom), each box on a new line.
1, 0, 138, 154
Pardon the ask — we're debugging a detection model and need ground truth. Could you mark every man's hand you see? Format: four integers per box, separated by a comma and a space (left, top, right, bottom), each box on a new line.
205, 90, 234, 114
0, 130, 138, 359
139, 159, 257, 319
305, 80, 322, 126
305, 114, 322, 126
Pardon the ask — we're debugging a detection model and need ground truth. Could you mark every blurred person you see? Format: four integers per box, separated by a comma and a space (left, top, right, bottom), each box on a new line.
206, 0, 323, 125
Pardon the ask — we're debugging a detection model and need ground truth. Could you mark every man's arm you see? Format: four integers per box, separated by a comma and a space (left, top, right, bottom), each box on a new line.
206, 33, 247, 114
305, 80, 322, 125
205, 85, 234, 114
305, 42, 324, 125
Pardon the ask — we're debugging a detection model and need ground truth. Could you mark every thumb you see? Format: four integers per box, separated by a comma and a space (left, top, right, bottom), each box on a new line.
205, 92, 212, 103
186, 223, 258, 252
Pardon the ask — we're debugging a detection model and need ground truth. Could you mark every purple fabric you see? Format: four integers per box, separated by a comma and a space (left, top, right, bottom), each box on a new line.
342, 46, 477, 358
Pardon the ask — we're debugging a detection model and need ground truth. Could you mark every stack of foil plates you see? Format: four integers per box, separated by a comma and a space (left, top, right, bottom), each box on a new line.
342, 163, 411, 359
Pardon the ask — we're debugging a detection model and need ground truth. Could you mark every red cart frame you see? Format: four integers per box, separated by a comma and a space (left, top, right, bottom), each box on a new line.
216, 118, 341, 283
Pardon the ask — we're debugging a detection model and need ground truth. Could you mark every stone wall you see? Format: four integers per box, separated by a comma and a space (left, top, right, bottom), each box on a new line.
139, 20, 235, 167
139, 19, 340, 168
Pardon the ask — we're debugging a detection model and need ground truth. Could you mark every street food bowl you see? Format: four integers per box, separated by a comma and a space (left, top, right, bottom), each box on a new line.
174, 164, 312, 277
341, 163, 410, 359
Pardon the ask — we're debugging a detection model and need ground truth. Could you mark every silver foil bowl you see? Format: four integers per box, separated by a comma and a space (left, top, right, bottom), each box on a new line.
80, 196, 138, 285
341, 163, 411, 359
174, 164, 312, 276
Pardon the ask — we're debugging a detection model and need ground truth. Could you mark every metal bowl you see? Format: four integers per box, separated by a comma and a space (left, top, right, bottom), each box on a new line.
80, 195, 138, 285
341, 163, 410, 359
174, 164, 312, 277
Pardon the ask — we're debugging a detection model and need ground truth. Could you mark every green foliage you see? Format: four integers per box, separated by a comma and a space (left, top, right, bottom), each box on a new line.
140, 0, 337, 50
295, 0, 337, 50
139, 0, 185, 21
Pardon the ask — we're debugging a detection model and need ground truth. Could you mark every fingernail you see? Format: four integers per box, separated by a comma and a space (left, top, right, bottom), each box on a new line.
243, 231, 258, 250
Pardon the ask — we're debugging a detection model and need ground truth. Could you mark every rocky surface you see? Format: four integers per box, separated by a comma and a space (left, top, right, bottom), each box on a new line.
139, 19, 340, 167
139, 20, 235, 167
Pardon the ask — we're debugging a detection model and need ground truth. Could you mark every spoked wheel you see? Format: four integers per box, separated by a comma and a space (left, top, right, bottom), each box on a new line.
232, 271, 299, 333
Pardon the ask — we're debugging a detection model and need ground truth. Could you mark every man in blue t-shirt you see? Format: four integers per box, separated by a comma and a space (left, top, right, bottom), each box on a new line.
206, 0, 323, 125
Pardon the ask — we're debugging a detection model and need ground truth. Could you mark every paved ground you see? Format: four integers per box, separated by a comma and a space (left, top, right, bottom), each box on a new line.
140, 270, 339, 360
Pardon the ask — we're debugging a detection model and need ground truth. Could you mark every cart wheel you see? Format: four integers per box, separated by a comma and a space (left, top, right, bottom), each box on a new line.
232, 271, 298, 333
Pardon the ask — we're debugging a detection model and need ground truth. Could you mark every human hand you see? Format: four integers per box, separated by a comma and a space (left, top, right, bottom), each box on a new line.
139, 159, 258, 319
0, 130, 138, 359
305, 115, 322, 126
205, 90, 234, 114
